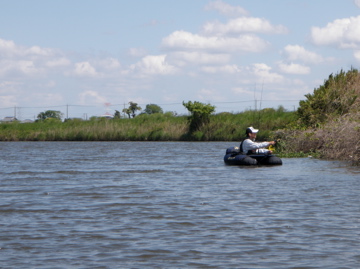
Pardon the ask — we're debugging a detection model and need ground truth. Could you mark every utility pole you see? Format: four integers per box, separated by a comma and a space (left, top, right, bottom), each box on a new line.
17, 107, 22, 121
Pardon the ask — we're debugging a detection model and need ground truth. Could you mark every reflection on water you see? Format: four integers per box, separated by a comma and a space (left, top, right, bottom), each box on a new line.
0, 142, 359, 268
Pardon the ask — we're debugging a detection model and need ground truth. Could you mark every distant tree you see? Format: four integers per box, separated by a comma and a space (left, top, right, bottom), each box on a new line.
144, 104, 163, 114
182, 101, 215, 132
37, 110, 63, 121
122, 108, 131, 118
122, 101, 142, 118
89, 116, 98, 121
164, 111, 177, 117
114, 110, 121, 119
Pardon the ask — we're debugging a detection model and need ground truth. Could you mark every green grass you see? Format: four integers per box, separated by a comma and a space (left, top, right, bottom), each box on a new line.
0, 108, 296, 142
3, 108, 359, 164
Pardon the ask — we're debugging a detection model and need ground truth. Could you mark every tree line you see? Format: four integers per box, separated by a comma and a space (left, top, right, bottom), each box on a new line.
35, 101, 215, 124
36, 102, 165, 121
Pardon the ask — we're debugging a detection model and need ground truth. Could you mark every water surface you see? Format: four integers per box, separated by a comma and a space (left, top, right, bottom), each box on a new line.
1, 142, 359, 268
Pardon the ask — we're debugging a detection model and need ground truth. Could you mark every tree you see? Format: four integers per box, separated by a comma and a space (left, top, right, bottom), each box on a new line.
182, 101, 216, 132
114, 110, 121, 119
122, 101, 142, 118
144, 104, 163, 114
37, 110, 63, 121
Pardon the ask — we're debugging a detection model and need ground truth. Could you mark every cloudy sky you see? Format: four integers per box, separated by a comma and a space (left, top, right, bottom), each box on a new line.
1, 0, 360, 119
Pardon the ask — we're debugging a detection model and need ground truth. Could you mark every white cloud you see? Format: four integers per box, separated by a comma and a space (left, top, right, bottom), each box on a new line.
231, 87, 253, 95
203, 17, 288, 36
354, 50, 360, 61
0, 38, 121, 81
97, 58, 121, 70
0, 38, 16, 50
46, 80, 56, 88
0, 38, 55, 58
282, 45, 324, 64
46, 57, 71, 67
130, 55, 177, 75
162, 30, 269, 52
0, 95, 17, 107
168, 51, 230, 66
0, 81, 19, 107
0, 60, 40, 76
251, 63, 284, 83
128, 47, 147, 58
355, 0, 360, 8
26, 46, 53, 56
201, 64, 241, 74
79, 90, 107, 105
278, 62, 310, 75
69, 58, 122, 79
33, 92, 63, 105
197, 88, 226, 102
311, 16, 360, 49
73, 62, 98, 77
17, 60, 39, 75
0, 38, 71, 79
205, 0, 248, 17
0, 38, 24, 57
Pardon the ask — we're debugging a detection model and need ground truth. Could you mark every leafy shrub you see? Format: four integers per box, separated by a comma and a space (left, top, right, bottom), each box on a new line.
297, 68, 359, 128
182, 101, 216, 132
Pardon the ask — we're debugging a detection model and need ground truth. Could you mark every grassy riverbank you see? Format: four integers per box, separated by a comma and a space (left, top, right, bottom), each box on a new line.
1, 105, 359, 164
276, 69, 360, 164
0, 107, 295, 142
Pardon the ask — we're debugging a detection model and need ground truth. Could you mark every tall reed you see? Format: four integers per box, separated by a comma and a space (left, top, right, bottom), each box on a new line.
0, 108, 296, 142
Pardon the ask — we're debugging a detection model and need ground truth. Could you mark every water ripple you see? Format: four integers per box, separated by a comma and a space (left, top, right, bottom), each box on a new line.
0, 142, 359, 268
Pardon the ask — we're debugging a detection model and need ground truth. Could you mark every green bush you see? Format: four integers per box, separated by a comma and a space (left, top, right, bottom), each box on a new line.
297, 68, 359, 128
182, 101, 216, 132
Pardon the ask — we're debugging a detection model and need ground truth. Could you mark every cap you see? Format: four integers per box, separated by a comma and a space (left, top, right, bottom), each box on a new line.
246, 126, 259, 134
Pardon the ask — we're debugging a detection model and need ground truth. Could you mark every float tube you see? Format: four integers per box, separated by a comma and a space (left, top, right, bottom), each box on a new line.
224, 146, 282, 166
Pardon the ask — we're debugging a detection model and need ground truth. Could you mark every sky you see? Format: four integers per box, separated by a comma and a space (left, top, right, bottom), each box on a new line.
1, 0, 360, 120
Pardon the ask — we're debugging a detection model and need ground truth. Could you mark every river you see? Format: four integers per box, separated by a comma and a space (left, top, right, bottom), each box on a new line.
0, 142, 359, 268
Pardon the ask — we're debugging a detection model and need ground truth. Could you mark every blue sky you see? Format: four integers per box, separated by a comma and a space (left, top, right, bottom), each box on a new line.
1, 0, 360, 120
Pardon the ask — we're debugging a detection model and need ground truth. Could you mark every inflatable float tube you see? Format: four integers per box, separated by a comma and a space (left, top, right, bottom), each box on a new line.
224, 146, 282, 166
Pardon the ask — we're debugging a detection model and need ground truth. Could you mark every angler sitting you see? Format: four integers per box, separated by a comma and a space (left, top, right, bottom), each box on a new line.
240, 126, 276, 155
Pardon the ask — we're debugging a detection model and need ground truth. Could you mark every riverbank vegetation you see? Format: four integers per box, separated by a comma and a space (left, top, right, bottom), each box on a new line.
1, 68, 359, 164
276, 68, 360, 165
0, 106, 295, 142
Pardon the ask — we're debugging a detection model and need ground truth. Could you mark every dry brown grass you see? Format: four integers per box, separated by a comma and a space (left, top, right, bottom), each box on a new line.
318, 113, 360, 164
277, 69, 360, 165
276, 112, 360, 164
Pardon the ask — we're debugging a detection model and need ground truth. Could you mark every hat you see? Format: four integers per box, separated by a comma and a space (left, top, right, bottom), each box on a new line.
246, 126, 259, 134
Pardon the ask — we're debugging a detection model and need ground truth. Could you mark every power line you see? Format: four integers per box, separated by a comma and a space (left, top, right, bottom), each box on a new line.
0, 99, 302, 121
0, 99, 303, 110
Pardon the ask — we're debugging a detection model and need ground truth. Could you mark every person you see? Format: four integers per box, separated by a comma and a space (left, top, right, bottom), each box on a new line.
240, 126, 276, 155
